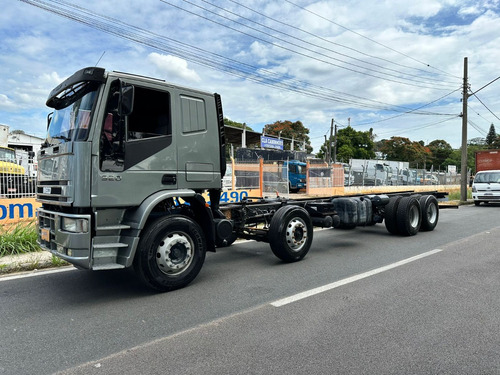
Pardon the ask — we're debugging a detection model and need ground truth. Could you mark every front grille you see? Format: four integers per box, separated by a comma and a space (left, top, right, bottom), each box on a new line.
36, 180, 71, 204
478, 195, 500, 200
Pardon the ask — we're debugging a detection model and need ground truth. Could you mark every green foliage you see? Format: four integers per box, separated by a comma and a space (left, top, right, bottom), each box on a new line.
427, 139, 453, 168
0, 222, 40, 256
486, 124, 497, 148
51, 255, 69, 267
223, 117, 253, 131
316, 126, 375, 162
379, 136, 430, 167
263, 120, 312, 153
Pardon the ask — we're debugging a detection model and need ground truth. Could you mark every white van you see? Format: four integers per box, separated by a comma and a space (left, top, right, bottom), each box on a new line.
471, 170, 500, 206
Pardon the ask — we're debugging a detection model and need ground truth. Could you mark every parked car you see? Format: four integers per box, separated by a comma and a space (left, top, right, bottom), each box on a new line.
472, 170, 500, 205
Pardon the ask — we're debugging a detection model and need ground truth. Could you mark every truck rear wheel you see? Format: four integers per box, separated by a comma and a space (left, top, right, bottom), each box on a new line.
396, 196, 421, 236
384, 196, 402, 234
134, 215, 206, 292
269, 206, 313, 262
419, 195, 439, 231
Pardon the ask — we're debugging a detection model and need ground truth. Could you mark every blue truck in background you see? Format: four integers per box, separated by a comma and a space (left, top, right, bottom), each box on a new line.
284, 160, 307, 193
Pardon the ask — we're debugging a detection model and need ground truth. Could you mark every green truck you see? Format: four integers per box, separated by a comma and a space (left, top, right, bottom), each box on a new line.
37, 67, 442, 292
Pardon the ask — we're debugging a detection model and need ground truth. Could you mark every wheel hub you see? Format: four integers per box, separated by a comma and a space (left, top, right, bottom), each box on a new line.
409, 204, 420, 228
286, 218, 308, 252
156, 233, 193, 274
426, 203, 437, 223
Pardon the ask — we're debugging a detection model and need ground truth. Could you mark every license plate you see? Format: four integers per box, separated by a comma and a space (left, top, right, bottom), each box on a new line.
41, 228, 50, 242
43, 187, 51, 194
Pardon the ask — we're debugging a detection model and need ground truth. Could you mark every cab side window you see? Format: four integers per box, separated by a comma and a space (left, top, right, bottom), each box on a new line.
100, 83, 172, 172
127, 87, 171, 140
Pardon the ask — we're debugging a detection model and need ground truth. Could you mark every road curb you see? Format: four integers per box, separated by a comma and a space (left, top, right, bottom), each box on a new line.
0, 251, 69, 276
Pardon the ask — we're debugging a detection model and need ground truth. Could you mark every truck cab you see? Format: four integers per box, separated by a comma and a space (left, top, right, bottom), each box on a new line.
37, 67, 228, 286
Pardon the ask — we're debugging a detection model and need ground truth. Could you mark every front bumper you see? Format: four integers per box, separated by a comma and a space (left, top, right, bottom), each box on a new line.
37, 208, 92, 269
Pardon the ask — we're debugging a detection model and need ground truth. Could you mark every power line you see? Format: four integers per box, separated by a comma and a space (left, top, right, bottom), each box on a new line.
283, 0, 460, 80
470, 92, 500, 121
375, 115, 459, 137
467, 103, 496, 126
221, 0, 458, 83
161, 0, 456, 90
19, 0, 457, 116
354, 88, 461, 127
197, 0, 457, 87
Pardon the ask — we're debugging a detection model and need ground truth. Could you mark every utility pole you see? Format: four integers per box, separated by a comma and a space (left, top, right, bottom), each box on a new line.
324, 135, 329, 164
328, 118, 334, 165
333, 123, 338, 163
460, 57, 469, 202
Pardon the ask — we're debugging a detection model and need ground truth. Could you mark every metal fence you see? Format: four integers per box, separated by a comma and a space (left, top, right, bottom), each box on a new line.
0, 156, 37, 198
231, 159, 290, 196
343, 165, 462, 187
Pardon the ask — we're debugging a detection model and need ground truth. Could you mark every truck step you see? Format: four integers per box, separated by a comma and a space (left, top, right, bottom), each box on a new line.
93, 243, 128, 249
92, 264, 126, 271
96, 224, 131, 231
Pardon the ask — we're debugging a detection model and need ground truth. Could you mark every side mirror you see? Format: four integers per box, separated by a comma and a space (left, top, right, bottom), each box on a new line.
119, 83, 134, 117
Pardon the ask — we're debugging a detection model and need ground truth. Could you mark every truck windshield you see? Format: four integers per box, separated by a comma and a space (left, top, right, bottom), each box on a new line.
475, 172, 500, 183
0, 148, 16, 162
45, 88, 98, 145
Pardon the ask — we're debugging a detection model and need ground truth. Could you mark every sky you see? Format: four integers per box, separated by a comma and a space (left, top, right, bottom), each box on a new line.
1, 0, 500, 154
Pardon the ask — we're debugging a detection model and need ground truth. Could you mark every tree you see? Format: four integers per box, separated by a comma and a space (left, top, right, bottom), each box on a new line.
379, 136, 431, 168
427, 139, 453, 170
263, 120, 312, 153
492, 135, 500, 149
486, 124, 497, 148
316, 126, 375, 162
224, 117, 253, 131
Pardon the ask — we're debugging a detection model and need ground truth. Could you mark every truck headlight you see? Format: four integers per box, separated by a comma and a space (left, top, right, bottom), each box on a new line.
471, 186, 477, 192
61, 218, 89, 233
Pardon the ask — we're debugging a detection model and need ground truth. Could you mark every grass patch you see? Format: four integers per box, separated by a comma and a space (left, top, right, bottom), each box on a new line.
0, 222, 41, 257
447, 188, 472, 201
51, 255, 69, 267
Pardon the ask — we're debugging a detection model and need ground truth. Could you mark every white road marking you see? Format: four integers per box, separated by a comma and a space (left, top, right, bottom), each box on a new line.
0, 267, 74, 282
271, 248, 443, 307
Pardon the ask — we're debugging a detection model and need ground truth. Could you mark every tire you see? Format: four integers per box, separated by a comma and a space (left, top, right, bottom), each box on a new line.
474, 201, 481, 206
269, 206, 313, 262
134, 215, 206, 292
419, 195, 439, 232
289, 183, 299, 193
384, 196, 402, 235
396, 196, 421, 236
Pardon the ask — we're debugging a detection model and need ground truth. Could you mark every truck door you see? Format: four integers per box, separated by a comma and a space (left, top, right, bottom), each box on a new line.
92, 80, 177, 207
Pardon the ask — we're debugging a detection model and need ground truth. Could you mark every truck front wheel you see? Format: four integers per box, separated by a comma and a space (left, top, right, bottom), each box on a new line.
269, 206, 313, 262
134, 215, 206, 292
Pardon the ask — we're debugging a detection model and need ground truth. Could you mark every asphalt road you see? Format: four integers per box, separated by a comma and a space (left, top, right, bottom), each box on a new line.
1, 203, 500, 374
